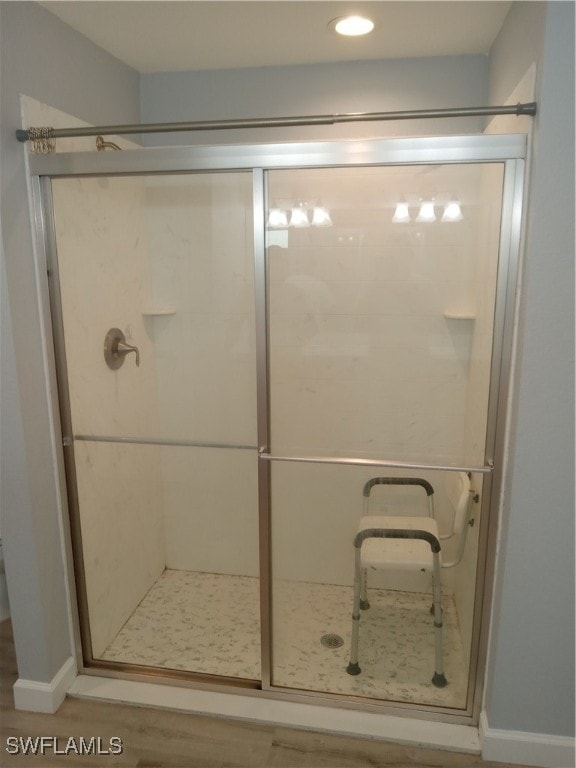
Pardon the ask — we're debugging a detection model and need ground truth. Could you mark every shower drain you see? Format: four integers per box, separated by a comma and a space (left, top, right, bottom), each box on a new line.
320, 633, 344, 649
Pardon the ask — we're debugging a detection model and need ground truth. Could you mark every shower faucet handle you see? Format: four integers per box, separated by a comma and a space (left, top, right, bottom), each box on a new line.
117, 340, 140, 367
104, 328, 140, 369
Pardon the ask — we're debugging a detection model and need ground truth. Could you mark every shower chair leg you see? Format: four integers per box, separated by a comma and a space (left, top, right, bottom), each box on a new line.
360, 567, 370, 610
431, 554, 447, 688
346, 548, 362, 675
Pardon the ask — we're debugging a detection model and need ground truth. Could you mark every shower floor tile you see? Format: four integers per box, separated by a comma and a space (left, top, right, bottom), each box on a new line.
101, 569, 468, 708
272, 579, 467, 708
101, 570, 261, 680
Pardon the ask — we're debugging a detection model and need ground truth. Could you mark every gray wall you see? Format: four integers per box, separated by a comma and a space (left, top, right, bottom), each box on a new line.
0, 1, 140, 683
484, 1, 575, 737
141, 55, 488, 144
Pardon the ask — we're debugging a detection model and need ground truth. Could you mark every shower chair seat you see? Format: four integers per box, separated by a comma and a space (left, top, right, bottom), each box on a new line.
346, 473, 474, 689
358, 515, 441, 571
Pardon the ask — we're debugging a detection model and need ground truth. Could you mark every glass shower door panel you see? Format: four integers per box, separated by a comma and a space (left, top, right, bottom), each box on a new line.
266, 164, 505, 467
266, 164, 504, 706
51, 172, 259, 679
52, 173, 257, 446
269, 460, 486, 708
73, 441, 260, 678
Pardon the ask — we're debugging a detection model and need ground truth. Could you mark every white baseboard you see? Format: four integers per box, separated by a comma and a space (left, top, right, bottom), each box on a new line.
480, 710, 575, 767
13, 656, 77, 713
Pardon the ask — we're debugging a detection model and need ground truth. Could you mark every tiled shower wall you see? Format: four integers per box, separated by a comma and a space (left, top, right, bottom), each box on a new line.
144, 174, 259, 577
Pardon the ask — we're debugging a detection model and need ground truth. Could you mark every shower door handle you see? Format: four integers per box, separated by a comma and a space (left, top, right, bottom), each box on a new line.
104, 328, 140, 369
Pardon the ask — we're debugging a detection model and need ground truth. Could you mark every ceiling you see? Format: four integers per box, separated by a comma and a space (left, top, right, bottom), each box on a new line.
39, 1, 512, 74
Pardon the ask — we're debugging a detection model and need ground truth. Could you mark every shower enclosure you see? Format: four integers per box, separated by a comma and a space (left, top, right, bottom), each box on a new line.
31, 134, 525, 722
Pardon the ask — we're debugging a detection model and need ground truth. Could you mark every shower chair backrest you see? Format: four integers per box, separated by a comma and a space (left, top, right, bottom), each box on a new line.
444, 471, 473, 539
362, 477, 435, 517
441, 471, 475, 568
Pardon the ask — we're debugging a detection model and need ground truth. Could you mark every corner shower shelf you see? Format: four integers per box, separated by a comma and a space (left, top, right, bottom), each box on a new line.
142, 307, 176, 317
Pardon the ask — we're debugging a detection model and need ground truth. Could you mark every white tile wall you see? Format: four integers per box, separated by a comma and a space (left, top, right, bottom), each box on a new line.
73, 442, 165, 656
267, 165, 496, 466
158, 447, 259, 577
144, 174, 259, 575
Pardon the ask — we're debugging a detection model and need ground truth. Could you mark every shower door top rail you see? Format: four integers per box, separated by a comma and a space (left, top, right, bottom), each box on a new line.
28, 134, 527, 178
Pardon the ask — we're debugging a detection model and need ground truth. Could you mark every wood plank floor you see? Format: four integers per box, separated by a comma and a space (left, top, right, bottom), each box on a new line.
1, 620, 525, 768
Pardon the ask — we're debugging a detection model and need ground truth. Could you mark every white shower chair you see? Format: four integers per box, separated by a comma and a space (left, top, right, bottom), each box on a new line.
346, 472, 475, 687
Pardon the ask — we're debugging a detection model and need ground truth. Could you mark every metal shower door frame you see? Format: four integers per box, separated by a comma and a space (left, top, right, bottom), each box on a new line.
29, 133, 526, 725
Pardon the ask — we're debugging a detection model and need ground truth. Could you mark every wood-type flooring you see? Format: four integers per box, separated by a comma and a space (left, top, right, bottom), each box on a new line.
1, 619, 528, 767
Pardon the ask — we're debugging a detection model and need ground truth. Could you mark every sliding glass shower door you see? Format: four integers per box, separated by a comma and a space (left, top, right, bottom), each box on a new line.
38, 134, 523, 717
50, 172, 261, 680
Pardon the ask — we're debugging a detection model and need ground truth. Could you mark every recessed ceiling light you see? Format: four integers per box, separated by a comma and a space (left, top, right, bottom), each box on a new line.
330, 15, 375, 37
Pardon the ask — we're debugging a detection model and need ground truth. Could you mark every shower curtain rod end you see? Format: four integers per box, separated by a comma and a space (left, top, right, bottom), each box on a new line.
16, 129, 29, 142
518, 102, 537, 116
